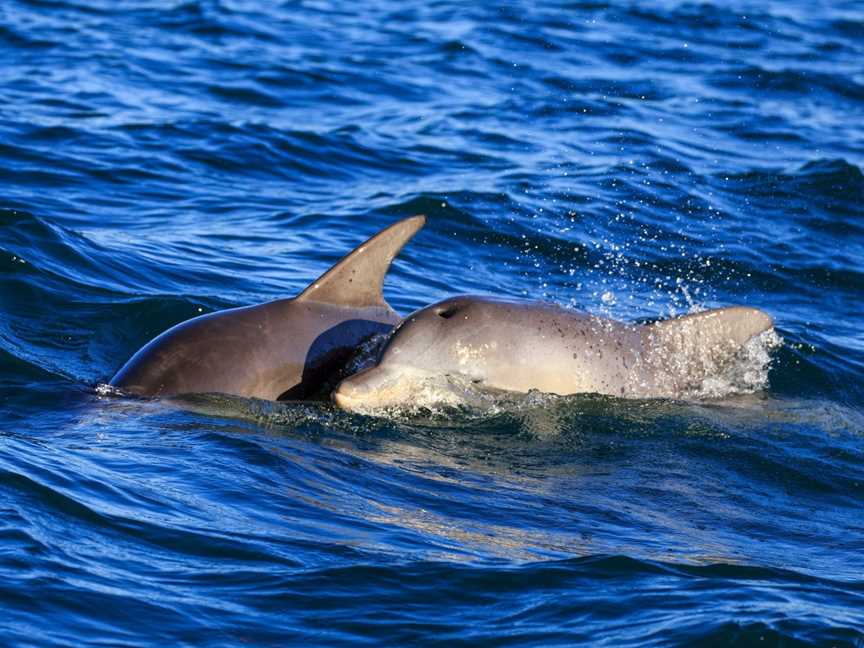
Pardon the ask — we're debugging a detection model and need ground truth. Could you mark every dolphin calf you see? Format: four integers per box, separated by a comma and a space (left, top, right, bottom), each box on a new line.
333, 295, 774, 412
110, 215, 425, 400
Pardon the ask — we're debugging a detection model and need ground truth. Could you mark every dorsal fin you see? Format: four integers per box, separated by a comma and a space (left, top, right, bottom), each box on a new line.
297, 215, 425, 309
641, 307, 774, 390
647, 306, 773, 351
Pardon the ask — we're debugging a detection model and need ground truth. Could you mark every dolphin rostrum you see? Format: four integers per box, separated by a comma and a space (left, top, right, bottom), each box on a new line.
110, 215, 425, 400
333, 295, 774, 412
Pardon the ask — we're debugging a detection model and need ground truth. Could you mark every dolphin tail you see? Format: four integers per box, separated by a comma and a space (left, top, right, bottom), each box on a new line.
297, 215, 425, 310
641, 306, 774, 393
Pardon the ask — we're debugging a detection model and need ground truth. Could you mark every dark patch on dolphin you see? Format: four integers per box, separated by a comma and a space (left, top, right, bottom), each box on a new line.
276, 318, 390, 400
109, 215, 425, 400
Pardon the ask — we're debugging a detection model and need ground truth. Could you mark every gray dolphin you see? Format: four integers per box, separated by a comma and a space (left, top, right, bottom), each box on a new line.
333, 295, 774, 412
110, 215, 425, 400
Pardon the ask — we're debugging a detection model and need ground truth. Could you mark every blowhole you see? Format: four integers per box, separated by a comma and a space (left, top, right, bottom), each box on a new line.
436, 306, 457, 319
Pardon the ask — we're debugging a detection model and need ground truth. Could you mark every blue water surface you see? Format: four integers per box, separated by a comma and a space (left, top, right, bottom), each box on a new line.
1, 0, 863, 645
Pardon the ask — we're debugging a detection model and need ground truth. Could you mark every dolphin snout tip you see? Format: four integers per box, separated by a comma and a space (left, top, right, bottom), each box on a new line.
333, 370, 375, 412
333, 366, 403, 413
332, 382, 359, 411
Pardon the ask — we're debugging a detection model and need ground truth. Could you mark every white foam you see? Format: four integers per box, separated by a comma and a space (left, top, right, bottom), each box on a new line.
94, 382, 124, 397
692, 328, 782, 399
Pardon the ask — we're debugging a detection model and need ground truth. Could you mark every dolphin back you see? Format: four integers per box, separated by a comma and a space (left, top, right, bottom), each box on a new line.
109, 215, 425, 399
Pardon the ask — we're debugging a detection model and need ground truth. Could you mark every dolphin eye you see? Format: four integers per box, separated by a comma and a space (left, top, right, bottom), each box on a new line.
436, 306, 457, 319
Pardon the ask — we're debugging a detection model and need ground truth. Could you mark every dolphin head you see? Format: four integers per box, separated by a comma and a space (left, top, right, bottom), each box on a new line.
333, 296, 493, 412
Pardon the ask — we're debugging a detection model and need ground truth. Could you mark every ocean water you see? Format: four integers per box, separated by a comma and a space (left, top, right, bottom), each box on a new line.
1, 0, 863, 645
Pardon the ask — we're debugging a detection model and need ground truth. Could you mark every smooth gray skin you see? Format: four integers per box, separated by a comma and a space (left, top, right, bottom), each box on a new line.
333, 295, 774, 412
110, 215, 425, 400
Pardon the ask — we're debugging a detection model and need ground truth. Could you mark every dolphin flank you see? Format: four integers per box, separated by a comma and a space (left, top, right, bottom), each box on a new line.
110, 215, 425, 400
333, 295, 774, 412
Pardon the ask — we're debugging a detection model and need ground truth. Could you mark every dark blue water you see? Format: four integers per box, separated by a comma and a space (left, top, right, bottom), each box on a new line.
2, 0, 863, 645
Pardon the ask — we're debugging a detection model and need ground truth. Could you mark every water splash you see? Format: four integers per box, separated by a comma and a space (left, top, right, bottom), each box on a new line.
695, 329, 782, 399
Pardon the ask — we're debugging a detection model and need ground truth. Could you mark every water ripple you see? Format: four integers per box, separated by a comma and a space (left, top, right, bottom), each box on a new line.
1, 0, 863, 644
